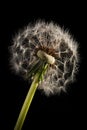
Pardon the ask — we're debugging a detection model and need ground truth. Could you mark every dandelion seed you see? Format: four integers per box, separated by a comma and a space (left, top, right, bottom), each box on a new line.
10, 21, 79, 130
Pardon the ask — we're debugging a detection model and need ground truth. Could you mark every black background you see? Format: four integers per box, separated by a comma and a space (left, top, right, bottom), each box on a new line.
0, 1, 87, 130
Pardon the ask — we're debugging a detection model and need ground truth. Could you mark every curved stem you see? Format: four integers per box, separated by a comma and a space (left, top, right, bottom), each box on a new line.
14, 73, 40, 130
14, 64, 48, 130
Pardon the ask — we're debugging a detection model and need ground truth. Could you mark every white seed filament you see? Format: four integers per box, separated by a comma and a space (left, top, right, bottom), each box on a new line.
37, 50, 55, 65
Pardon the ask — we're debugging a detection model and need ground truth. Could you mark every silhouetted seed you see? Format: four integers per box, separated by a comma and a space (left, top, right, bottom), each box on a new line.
67, 48, 73, 57
64, 72, 71, 80
24, 50, 30, 59
22, 61, 28, 69
32, 36, 39, 44
58, 78, 64, 86
58, 73, 62, 78
65, 60, 73, 72
54, 75, 58, 81
58, 62, 64, 72
59, 40, 68, 51
60, 52, 68, 61
43, 32, 50, 40
15, 46, 20, 53
22, 38, 29, 48
71, 55, 75, 63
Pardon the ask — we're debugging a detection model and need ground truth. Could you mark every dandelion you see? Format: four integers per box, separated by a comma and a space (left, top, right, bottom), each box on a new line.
10, 21, 79, 130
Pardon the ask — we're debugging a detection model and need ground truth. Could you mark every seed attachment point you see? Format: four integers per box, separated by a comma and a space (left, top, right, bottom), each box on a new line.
37, 50, 55, 65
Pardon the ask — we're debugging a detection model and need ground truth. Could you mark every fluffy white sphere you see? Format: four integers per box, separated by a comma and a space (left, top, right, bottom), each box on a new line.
10, 21, 79, 96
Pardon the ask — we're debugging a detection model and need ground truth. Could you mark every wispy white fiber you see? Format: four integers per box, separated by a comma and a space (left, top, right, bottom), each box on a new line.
10, 21, 79, 96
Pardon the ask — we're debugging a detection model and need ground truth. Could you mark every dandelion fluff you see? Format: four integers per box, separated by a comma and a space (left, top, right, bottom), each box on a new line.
10, 21, 79, 96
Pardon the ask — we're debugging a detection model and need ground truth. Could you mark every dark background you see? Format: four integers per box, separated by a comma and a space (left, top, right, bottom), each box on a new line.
0, 1, 87, 130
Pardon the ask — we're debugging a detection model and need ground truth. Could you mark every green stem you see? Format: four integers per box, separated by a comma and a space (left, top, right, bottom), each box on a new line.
14, 64, 48, 130
14, 73, 40, 130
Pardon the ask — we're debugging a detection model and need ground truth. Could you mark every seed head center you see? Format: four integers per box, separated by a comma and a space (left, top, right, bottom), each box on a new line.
37, 50, 55, 65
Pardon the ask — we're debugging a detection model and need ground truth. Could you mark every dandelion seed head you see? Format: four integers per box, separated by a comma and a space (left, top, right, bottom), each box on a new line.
10, 21, 79, 96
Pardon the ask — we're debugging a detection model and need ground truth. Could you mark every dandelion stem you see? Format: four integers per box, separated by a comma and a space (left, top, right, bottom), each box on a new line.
14, 63, 48, 130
